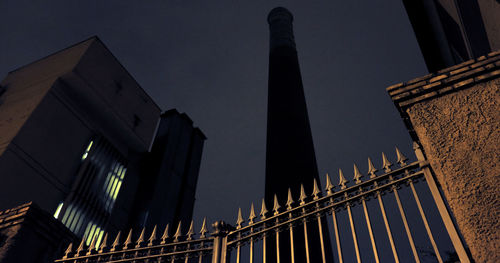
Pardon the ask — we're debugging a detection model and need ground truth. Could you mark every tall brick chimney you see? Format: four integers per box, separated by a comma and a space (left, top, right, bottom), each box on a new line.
265, 6, 318, 212
264, 7, 333, 263
267, 7, 296, 51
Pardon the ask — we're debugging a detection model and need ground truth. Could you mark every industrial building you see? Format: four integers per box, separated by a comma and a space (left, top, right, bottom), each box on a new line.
0, 37, 205, 262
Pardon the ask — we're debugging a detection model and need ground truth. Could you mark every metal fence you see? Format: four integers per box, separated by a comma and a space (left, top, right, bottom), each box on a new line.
55, 142, 471, 263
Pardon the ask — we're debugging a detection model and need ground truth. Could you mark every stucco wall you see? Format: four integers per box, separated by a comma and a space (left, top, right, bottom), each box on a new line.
406, 78, 500, 262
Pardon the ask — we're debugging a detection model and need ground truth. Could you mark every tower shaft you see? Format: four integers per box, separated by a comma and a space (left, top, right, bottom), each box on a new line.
265, 7, 333, 263
265, 7, 318, 209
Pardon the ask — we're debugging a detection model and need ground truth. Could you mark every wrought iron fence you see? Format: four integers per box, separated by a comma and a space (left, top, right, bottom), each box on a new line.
55, 142, 471, 263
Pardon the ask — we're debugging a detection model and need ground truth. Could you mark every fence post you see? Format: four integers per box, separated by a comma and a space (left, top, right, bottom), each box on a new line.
211, 221, 230, 263
413, 142, 471, 263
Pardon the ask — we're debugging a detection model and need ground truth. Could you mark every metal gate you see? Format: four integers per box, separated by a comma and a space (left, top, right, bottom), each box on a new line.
55, 142, 471, 263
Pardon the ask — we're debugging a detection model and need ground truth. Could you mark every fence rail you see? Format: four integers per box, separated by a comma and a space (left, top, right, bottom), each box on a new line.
56, 142, 470, 263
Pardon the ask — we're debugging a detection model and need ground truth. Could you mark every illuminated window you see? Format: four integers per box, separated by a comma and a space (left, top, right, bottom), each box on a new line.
81, 140, 93, 160
57, 137, 127, 242
103, 162, 127, 211
95, 228, 104, 248
84, 222, 105, 248
53, 202, 63, 219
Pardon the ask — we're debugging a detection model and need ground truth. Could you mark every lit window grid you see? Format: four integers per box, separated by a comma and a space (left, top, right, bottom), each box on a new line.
103, 163, 126, 212
83, 221, 105, 247
62, 163, 100, 234
56, 137, 127, 240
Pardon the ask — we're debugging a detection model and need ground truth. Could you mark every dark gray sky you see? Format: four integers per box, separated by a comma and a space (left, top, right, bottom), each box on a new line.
0, 1, 427, 228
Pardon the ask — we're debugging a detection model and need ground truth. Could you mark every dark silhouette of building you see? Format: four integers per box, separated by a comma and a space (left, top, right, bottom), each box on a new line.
129, 109, 206, 231
0, 37, 205, 262
264, 7, 333, 263
402, 0, 500, 72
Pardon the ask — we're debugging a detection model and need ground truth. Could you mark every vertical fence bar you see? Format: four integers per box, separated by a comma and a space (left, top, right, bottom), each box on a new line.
236, 208, 243, 263
392, 184, 420, 263
339, 168, 361, 263
275, 229, 280, 263
212, 231, 220, 263
184, 245, 190, 263
409, 180, 443, 263
325, 172, 343, 263
285, 190, 295, 263
316, 214, 327, 263
220, 235, 228, 263
249, 227, 254, 263
298, 185, 310, 263
376, 191, 400, 263
361, 197, 380, 263
303, 220, 310, 263
413, 142, 471, 263
331, 210, 343, 263
273, 196, 281, 263
289, 221, 295, 263
260, 199, 268, 263
262, 225, 267, 263
346, 203, 361, 263
170, 244, 177, 263
249, 204, 257, 263
236, 238, 241, 263
198, 241, 204, 263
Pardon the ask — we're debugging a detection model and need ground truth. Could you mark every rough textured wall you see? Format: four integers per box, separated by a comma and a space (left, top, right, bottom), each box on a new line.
406, 79, 500, 262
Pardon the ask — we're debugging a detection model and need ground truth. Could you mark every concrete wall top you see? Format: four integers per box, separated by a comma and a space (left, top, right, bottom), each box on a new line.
388, 49, 500, 109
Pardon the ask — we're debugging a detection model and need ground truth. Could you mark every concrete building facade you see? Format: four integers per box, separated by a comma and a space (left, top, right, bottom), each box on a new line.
0, 37, 205, 261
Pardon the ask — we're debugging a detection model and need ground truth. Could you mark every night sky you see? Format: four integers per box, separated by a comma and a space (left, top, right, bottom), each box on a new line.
0, 1, 428, 231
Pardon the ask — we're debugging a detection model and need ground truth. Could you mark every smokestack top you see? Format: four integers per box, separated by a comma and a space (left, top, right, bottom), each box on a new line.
267, 7, 296, 51
267, 7, 293, 24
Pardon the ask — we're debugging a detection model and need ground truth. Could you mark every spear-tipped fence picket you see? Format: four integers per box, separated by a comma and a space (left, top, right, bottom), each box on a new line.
55, 142, 471, 263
